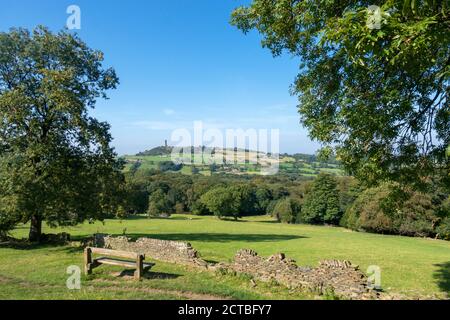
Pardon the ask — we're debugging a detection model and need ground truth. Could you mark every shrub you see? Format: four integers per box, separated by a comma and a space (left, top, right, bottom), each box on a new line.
272, 198, 301, 224
436, 217, 450, 240
0, 210, 17, 240
0, 175, 20, 239
255, 187, 273, 214
341, 184, 398, 233
265, 200, 278, 216
229, 184, 257, 216
338, 177, 363, 214
147, 189, 172, 217
191, 201, 211, 216
342, 183, 443, 237
395, 192, 438, 237
199, 186, 240, 220
301, 174, 342, 225
158, 161, 182, 172
436, 197, 450, 240
115, 205, 129, 219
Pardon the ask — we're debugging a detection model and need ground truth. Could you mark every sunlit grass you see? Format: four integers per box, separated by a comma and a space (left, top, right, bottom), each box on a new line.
3, 214, 450, 299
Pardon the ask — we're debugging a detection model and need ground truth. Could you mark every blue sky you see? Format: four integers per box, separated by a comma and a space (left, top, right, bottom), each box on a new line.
0, 0, 320, 155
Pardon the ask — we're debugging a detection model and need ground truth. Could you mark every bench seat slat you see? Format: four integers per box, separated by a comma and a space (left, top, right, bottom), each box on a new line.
90, 247, 143, 260
95, 257, 154, 270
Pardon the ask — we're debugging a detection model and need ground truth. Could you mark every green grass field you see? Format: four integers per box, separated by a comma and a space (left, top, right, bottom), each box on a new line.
1, 215, 449, 300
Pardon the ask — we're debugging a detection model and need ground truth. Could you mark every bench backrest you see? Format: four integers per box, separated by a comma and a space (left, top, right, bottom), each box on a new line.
88, 247, 145, 260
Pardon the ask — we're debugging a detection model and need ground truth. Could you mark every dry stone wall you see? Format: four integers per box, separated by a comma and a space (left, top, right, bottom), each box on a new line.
92, 234, 208, 267
213, 249, 379, 300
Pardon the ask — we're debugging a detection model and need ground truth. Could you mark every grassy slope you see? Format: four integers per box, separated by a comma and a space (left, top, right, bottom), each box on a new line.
3, 214, 450, 299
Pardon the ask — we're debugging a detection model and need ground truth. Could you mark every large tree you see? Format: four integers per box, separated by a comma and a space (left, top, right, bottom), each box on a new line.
200, 186, 241, 220
0, 27, 124, 241
301, 174, 342, 224
231, 0, 450, 190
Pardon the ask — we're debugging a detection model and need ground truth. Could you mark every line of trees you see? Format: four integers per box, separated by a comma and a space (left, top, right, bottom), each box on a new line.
121, 169, 450, 240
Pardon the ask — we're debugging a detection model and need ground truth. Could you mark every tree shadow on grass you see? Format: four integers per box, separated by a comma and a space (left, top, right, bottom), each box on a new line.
119, 215, 201, 222
61, 245, 84, 254
249, 219, 280, 224
115, 269, 181, 280
0, 241, 67, 251
433, 262, 450, 296
119, 233, 307, 243
146, 216, 201, 222
163, 216, 201, 221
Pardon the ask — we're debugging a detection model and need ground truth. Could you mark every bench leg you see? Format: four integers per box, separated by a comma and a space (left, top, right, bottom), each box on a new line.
84, 248, 92, 275
134, 255, 144, 280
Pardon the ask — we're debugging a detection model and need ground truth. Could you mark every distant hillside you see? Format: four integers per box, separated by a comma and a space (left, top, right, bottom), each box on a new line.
136, 146, 338, 163
136, 146, 173, 156
126, 146, 345, 178
135, 146, 252, 157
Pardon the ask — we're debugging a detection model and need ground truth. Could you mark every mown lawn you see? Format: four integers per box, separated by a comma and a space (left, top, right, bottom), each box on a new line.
2, 214, 450, 299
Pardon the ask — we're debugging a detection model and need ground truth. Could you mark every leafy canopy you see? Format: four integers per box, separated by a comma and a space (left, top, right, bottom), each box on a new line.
231, 0, 450, 190
0, 27, 123, 240
301, 174, 342, 224
200, 186, 241, 220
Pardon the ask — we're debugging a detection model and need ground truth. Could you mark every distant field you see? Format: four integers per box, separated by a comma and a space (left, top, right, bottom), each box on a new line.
123, 152, 346, 177
3, 215, 449, 299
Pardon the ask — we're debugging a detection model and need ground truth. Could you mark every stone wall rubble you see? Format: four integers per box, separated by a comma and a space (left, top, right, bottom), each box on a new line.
212, 249, 379, 299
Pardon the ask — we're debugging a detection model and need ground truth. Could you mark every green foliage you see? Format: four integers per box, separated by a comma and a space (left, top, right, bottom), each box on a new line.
397, 191, 439, 236
272, 198, 301, 224
198, 183, 271, 218
301, 174, 342, 225
255, 186, 273, 213
174, 203, 185, 214
231, 0, 450, 190
136, 145, 173, 156
191, 200, 211, 216
147, 189, 172, 217
123, 167, 449, 239
158, 161, 183, 172
115, 205, 129, 220
338, 177, 364, 214
436, 196, 450, 240
229, 184, 258, 215
436, 217, 450, 240
200, 186, 240, 220
342, 183, 447, 237
0, 27, 123, 241
0, 207, 19, 240
265, 200, 278, 216
342, 184, 399, 233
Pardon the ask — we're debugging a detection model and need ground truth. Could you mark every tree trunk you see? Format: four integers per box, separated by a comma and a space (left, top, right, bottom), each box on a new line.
29, 215, 42, 242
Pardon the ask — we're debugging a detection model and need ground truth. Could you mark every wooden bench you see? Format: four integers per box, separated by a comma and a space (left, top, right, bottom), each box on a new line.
84, 247, 154, 280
